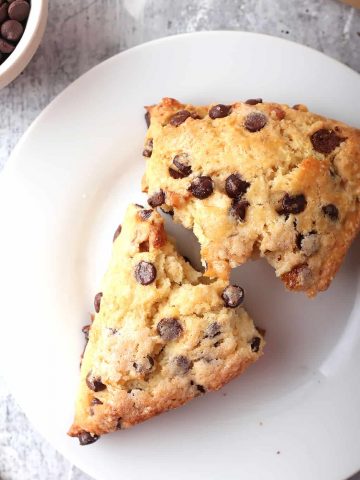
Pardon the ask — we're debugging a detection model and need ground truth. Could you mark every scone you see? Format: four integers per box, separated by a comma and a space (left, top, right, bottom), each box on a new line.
68, 204, 264, 444
142, 98, 360, 297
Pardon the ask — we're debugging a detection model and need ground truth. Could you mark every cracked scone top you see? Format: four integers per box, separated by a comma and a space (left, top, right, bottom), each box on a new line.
142, 98, 360, 297
68, 204, 264, 444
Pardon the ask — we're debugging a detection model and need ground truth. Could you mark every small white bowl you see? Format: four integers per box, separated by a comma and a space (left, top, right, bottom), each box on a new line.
0, 0, 48, 89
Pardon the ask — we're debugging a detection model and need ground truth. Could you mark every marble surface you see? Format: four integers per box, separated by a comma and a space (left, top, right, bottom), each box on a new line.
0, 0, 359, 479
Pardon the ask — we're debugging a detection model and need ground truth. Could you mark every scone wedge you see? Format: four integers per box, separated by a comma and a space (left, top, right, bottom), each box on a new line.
142, 98, 360, 297
68, 204, 264, 444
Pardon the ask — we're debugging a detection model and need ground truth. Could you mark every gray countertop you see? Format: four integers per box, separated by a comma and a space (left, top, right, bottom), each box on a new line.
0, 1, 359, 479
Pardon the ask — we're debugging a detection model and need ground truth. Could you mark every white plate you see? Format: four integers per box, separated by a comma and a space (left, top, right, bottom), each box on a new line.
0, 31, 359, 480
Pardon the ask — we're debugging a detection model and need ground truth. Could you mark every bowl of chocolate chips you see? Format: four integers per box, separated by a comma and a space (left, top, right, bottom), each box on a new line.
0, 0, 47, 88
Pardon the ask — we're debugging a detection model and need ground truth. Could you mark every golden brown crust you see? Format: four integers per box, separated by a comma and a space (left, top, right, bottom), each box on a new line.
68, 205, 264, 439
69, 354, 256, 435
308, 206, 360, 296
143, 98, 360, 296
281, 264, 312, 291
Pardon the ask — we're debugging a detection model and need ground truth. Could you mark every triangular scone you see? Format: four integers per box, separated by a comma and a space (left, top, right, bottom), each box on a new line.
68, 205, 264, 444
142, 98, 360, 297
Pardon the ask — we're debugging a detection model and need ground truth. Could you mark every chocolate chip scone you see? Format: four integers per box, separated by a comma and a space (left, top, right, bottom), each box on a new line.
142, 98, 360, 297
68, 204, 264, 444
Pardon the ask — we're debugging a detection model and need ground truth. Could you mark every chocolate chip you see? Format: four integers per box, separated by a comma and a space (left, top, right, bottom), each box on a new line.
91, 398, 103, 406
8, 0, 30, 22
204, 322, 221, 338
225, 173, 250, 198
244, 112, 267, 132
143, 138, 153, 157
277, 194, 307, 215
169, 167, 186, 179
139, 209, 152, 220
82, 324, 91, 342
134, 261, 157, 285
209, 104, 231, 119
113, 224, 122, 242
144, 111, 150, 128
157, 317, 183, 341
245, 98, 262, 105
169, 168, 190, 179
250, 337, 261, 352
310, 129, 344, 154
94, 292, 103, 313
1, 19, 23, 42
222, 285, 244, 308
169, 110, 192, 127
196, 384, 206, 393
188, 176, 214, 199
172, 153, 192, 177
230, 198, 249, 221
0, 2, 8, 23
148, 190, 165, 208
78, 431, 100, 446
0, 38, 15, 54
86, 372, 106, 392
322, 204, 339, 221
173, 355, 193, 374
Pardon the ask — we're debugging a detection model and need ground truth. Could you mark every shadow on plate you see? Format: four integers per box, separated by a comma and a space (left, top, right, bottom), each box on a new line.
161, 213, 360, 413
